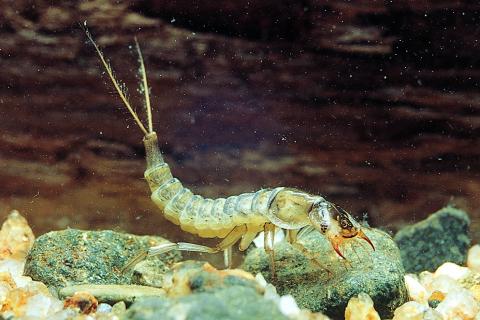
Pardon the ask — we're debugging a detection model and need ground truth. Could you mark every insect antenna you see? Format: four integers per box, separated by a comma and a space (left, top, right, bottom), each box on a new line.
84, 23, 148, 135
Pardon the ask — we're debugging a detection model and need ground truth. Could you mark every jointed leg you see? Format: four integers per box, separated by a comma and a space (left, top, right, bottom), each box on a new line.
122, 225, 247, 272
223, 247, 233, 269
291, 240, 333, 278
264, 223, 276, 278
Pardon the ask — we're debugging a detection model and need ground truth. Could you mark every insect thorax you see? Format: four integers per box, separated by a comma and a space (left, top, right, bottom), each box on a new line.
268, 188, 314, 229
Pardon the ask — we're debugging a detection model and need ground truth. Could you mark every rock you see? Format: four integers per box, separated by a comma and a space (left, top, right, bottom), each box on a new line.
135, 260, 257, 296
97, 302, 113, 313
427, 291, 445, 309
404, 274, 428, 305
242, 228, 407, 319
344, 293, 380, 320
392, 301, 442, 320
0, 210, 35, 261
467, 245, 480, 272
435, 288, 479, 319
434, 262, 471, 281
469, 284, 480, 302
394, 206, 470, 273
123, 286, 289, 320
24, 229, 181, 289
63, 291, 98, 314
1, 288, 64, 319
425, 275, 462, 295
22, 292, 64, 319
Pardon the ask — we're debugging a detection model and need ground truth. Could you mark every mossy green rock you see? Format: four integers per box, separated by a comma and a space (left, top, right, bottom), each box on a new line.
122, 286, 288, 320
24, 229, 181, 289
242, 228, 407, 319
394, 206, 470, 273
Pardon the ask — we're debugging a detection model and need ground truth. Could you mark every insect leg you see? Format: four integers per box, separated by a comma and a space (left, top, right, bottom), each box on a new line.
289, 233, 333, 278
264, 223, 276, 278
238, 231, 258, 251
122, 225, 247, 272
223, 247, 233, 269
286, 229, 299, 244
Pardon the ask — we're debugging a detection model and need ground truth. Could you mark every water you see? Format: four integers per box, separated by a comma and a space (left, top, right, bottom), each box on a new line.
0, 2, 478, 245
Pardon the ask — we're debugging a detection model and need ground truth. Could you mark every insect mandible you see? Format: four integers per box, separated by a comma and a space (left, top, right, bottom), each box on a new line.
84, 27, 375, 276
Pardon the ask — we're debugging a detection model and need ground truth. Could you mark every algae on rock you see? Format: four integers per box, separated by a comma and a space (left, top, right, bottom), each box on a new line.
24, 229, 181, 289
242, 228, 407, 319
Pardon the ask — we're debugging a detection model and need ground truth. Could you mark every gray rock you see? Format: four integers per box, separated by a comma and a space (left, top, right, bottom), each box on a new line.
24, 229, 181, 289
242, 228, 407, 319
394, 206, 470, 273
122, 286, 288, 320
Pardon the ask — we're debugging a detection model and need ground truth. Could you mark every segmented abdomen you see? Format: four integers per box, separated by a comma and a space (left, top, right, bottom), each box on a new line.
145, 163, 274, 238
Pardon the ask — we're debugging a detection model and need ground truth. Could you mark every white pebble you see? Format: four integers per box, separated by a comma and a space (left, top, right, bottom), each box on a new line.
419, 271, 434, 288
345, 293, 380, 320
467, 245, 480, 272
263, 283, 279, 301
435, 288, 479, 319
278, 294, 301, 317
404, 274, 428, 305
23, 293, 63, 318
48, 308, 79, 320
426, 275, 462, 295
97, 302, 113, 313
0, 259, 24, 278
255, 273, 268, 288
392, 301, 440, 320
434, 262, 471, 281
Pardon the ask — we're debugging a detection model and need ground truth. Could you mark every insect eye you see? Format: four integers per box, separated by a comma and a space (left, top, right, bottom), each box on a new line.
340, 218, 350, 229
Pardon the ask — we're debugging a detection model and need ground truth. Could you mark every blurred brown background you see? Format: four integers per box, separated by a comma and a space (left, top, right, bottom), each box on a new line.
0, 1, 479, 243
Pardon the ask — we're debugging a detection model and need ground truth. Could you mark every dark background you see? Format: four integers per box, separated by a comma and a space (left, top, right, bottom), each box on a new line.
0, 1, 479, 244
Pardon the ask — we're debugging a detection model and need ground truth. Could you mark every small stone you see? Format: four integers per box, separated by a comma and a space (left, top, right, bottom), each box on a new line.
344, 292, 380, 320
434, 262, 471, 281
392, 301, 442, 320
23, 293, 63, 318
132, 258, 169, 288
419, 271, 434, 288
435, 288, 479, 319
426, 275, 462, 295
1, 287, 33, 317
97, 302, 112, 313
278, 294, 301, 318
48, 308, 78, 320
64, 291, 98, 314
123, 286, 289, 320
470, 284, 480, 302
0, 210, 35, 261
0, 282, 12, 304
405, 274, 428, 304
394, 206, 470, 273
0, 259, 25, 285
467, 245, 480, 272
295, 310, 332, 320
427, 290, 445, 309
111, 301, 127, 316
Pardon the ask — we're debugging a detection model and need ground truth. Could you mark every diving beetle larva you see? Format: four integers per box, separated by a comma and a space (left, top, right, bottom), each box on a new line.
84, 27, 374, 275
